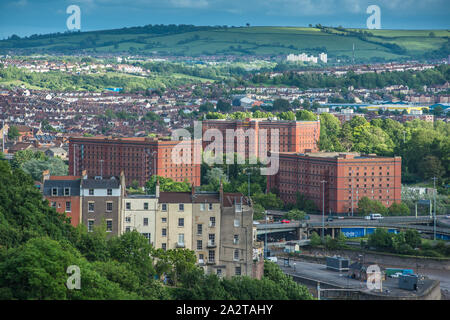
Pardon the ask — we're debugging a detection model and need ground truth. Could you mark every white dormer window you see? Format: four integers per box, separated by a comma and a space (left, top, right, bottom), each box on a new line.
64, 188, 70, 196
52, 188, 58, 196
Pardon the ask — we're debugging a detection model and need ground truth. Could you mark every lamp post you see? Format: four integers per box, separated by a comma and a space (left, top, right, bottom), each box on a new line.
264, 210, 268, 259
321, 180, 327, 242
247, 171, 251, 198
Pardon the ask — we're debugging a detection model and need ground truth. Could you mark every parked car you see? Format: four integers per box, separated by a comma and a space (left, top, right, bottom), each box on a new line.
364, 216, 371, 220
446, 215, 450, 219
326, 217, 334, 222
281, 219, 291, 224
337, 216, 345, 219
266, 257, 278, 263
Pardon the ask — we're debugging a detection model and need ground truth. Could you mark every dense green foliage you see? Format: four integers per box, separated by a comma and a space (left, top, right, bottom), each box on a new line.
145, 175, 191, 194
252, 65, 450, 90
10, 150, 68, 181
318, 115, 450, 186
366, 228, 450, 257
0, 66, 196, 92
172, 261, 313, 300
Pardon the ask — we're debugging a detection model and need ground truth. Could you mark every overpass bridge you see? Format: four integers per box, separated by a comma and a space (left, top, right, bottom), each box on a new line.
256, 216, 450, 239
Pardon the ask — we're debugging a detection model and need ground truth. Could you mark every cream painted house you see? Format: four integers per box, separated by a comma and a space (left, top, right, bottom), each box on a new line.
191, 192, 222, 275
123, 195, 158, 245
155, 191, 193, 251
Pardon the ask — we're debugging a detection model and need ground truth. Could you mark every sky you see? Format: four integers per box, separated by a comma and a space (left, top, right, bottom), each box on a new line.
0, 0, 449, 39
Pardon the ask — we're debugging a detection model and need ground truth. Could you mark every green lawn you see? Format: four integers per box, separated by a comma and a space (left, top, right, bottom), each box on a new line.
1, 26, 447, 61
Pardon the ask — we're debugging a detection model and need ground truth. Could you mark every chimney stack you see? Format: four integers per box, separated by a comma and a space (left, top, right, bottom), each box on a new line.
155, 178, 160, 198
42, 169, 50, 182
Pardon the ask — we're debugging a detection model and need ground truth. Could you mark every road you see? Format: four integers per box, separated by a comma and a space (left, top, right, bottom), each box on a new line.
276, 258, 440, 298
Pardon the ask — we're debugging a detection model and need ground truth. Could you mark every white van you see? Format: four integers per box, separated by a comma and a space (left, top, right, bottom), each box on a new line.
370, 213, 383, 220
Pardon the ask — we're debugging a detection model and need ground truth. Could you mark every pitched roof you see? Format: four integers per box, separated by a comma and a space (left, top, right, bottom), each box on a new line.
81, 178, 120, 189
192, 192, 220, 203
43, 179, 81, 196
222, 193, 250, 207
159, 192, 192, 203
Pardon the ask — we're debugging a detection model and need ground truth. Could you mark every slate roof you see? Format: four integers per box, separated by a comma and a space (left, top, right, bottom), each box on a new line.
43, 179, 81, 196
81, 178, 120, 189
159, 192, 192, 203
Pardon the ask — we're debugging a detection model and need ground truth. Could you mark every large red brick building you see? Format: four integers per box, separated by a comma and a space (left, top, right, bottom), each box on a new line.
68, 136, 201, 187
267, 152, 402, 215
201, 118, 320, 159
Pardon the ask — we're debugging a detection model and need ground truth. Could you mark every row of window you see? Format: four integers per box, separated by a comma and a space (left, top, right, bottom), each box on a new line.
88, 201, 113, 212
53, 188, 115, 196
88, 219, 112, 232
125, 203, 215, 212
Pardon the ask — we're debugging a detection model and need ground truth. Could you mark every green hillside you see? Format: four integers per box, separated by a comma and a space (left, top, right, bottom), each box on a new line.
1, 25, 449, 61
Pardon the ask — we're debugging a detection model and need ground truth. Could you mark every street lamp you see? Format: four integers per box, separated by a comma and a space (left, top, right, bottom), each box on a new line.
264, 210, 268, 259
321, 180, 327, 242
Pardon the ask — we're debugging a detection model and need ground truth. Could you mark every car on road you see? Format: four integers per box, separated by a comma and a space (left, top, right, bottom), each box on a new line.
364, 216, 371, 220
281, 219, 291, 224
446, 215, 450, 219
370, 213, 384, 220
326, 217, 334, 222
337, 216, 345, 219
266, 257, 278, 263
390, 272, 403, 278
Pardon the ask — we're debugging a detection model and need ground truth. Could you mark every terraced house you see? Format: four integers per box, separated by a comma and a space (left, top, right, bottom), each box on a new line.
80, 172, 125, 236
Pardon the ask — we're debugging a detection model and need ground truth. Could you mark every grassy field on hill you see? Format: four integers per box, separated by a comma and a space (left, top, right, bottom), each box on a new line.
0, 25, 448, 62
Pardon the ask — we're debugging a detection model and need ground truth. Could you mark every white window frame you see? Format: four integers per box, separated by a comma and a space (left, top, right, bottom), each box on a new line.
106, 219, 113, 232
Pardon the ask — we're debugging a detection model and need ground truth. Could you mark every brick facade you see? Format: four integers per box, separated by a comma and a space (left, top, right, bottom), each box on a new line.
202, 118, 320, 159
68, 136, 201, 187
267, 152, 402, 215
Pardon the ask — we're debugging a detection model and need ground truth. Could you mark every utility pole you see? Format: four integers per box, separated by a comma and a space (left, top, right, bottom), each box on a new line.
321, 180, 327, 242
247, 171, 251, 198
317, 282, 321, 300
264, 210, 268, 259
432, 177, 438, 241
